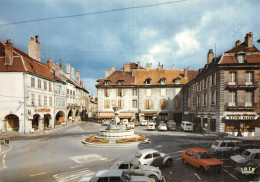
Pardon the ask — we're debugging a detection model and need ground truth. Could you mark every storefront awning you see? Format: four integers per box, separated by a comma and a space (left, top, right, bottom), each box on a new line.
98, 112, 114, 119
119, 112, 133, 119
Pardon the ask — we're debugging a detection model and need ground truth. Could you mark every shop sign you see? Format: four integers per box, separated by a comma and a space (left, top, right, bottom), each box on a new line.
226, 115, 255, 120
34, 108, 51, 112
241, 116, 255, 120
241, 167, 255, 174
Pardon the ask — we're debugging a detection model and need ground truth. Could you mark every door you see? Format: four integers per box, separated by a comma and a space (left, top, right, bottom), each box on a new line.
151, 152, 163, 167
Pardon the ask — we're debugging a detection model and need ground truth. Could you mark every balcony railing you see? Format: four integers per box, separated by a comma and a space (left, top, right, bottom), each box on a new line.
225, 81, 258, 90
225, 103, 257, 111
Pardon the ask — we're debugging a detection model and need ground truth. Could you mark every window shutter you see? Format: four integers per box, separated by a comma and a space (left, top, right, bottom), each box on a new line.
121, 100, 124, 108
107, 89, 110, 97
149, 100, 152, 109
146, 100, 149, 109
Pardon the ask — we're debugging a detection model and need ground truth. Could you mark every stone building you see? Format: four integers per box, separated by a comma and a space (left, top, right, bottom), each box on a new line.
183, 32, 260, 136
96, 62, 197, 125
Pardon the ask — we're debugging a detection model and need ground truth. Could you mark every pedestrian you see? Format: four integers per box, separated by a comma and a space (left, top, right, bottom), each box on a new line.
237, 129, 243, 137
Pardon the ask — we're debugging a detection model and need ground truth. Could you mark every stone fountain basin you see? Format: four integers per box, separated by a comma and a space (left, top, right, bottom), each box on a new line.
100, 129, 134, 137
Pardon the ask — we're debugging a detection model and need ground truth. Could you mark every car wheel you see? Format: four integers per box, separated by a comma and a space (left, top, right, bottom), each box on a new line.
166, 159, 173, 167
183, 159, 187, 165
200, 166, 205, 174
148, 175, 158, 182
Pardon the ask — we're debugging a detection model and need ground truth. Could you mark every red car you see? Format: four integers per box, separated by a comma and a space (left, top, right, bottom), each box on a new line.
181, 148, 223, 173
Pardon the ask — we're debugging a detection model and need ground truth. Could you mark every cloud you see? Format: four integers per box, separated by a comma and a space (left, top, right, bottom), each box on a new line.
82, 78, 98, 97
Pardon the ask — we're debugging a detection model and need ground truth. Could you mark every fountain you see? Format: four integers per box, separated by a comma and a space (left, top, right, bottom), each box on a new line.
82, 107, 149, 147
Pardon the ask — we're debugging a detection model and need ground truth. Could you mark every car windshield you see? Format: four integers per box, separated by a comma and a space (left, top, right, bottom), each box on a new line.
197, 152, 213, 159
213, 141, 219, 146
186, 123, 192, 126
231, 146, 240, 151
242, 151, 251, 158
135, 152, 142, 159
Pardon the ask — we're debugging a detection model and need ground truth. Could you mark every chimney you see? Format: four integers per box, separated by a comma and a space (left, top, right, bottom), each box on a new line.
80, 81, 83, 87
123, 63, 131, 72
59, 59, 63, 70
158, 62, 163, 70
47, 59, 52, 69
66, 64, 70, 74
55, 61, 59, 77
76, 69, 80, 83
71, 67, 75, 80
207, 49, 214, 64
235, 40, 241, 47
171, 64, 175, 70
184, 67, 188, 79
146, 63, 150, 71
4, 39, 13, 65
137, 62, 140, 68
28, 35, 41, 62
245, 32, 253, 48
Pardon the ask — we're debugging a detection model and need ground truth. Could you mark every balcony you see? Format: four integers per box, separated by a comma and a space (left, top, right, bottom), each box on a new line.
225, 103, 257, 111
225, 81, 258, 90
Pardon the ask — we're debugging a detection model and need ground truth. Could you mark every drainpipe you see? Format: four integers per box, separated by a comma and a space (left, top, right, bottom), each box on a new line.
23, 72, 26, 134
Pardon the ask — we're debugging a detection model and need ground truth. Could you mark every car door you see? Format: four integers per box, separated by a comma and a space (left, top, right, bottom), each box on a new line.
129, 163, 144, 176
151, 152, 163, 167
184, 150, 193, 165
191, 152, 199, 168
142, 153, 154, 166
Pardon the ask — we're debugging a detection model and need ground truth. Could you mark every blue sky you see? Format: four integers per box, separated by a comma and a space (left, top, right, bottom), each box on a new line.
0, 0, 260, 96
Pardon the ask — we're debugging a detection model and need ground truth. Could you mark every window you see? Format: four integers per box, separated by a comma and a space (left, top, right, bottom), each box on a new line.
146, 99, 152, 109
146, 89, 151, 96
175, 99, 181, 108
160, 99, 166, 109
228, 92, 236, 106
62, 99, 65, 107
144, 154, 152, 159
212, 73, 216, 85
132, 100, 137, 108
67, 89, 69, 95
44, 81, 47, 90
73, 91, 75, 96
118, 89, 123, 97
211, 91, 216, 105
38, 79, 41, 89
44, 95, 47, 106
112, 100, 116, 107
245, 92, 253, 106
192, 152, 197, 159
161, 88, 166, 96
193, 97, 195, 106
153, 152, 160, 157
197, 95, 200, 106
104, 89, 110, 97
118, 80, 124, 85
204, 79, 207, 89
160, 78, 166, 85
203, 94, 207, 106
246, 72, 253, 84
118, 100, 124, 108
38, 95, 42, 106
70, 90, 72, 95
49, 82, 52, 92
237, 53, 246, 63
132, 89, 137, 96
104, 100, 110, 109
104, 80, 110, 85
31, 77, 35, 88
146, 78, 151, 85
31, 93, 35, 105
229, 72, 236, 85
197, 81, 201, 91
193, 84, 196, 93
186, 150, 192, 156
175, 78, 181, 84
49, 96, 52, 106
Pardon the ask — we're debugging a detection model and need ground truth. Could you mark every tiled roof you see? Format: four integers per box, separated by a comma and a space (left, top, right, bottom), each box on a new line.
225, 42, 259, 53
130, 62, 144, 69
246, 55, 260, 63
219, 54, 260, 64
135, 69, 198, 85
96, 71, 135, 86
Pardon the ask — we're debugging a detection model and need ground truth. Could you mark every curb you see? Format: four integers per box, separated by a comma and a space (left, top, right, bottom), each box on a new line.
81, 139, 150, 148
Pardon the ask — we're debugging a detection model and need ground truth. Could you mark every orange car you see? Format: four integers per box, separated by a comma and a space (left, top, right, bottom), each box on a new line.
181, 148, 223, 173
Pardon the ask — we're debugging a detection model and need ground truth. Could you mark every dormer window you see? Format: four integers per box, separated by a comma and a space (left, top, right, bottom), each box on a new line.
104, 80, 110, 86
118, 80, 124, 85
174, 77, 181, 84
145, 77, 151, 85
160, 77, 166, 85
236, 52, 246, 63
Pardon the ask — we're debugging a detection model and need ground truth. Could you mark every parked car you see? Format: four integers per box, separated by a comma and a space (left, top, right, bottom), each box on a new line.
167, 121, 176, 131
234, 159, 260, 178
134, 149, 173, 167
181, 148, 223, 173
226, 144, 260, 157
140, 120, 148, 126
230, 149, 260, 164
147, 122, 155, 130
110, 161, 163, 182
180, 121, 193, 131
79, 169, 151, 182
210, 139, 240, 153
126, 122, 135, 129
158, 123, 167, 131
102, 120, 110, 126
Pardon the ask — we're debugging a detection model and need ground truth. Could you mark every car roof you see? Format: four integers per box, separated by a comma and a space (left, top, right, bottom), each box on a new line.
96, 170, 124, 177
245, 149, 260, 153
181, 121, 192, 123
215, 139, 239, 142
186, 148, 208, 153
137, 149, 159, 154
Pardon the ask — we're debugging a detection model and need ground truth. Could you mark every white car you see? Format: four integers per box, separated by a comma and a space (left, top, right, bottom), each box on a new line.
210, 139, 240, 153
140, 120, 148, 126
231, 149, 260, 164
158, 123, 167, 131
147, 122, 155, 130
126, 122, 135, 129
102, 120, 110, 126
180, 121, 193, 131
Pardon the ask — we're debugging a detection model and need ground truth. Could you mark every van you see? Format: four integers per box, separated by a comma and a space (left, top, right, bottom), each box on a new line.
181, 121, 193, 131
147, 122, 155, 130
210, 139, 240, 153
140, 120, 148, 126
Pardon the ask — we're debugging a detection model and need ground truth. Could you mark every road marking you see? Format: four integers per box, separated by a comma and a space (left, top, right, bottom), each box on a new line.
53, 168, 94, 182
66, 126, 84, 133
30, 172, 46, 177
0, 144, 12, 170
70, 154, 110, 164
194, 173, 201, 180
223, 169, 239, 181
70, 165, 84, 169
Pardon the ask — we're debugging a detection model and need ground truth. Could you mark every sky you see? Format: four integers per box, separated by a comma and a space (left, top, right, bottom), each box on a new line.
0, 0, 260, 96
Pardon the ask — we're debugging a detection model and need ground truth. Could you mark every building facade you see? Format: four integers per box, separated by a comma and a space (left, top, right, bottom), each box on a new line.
183, 32, 260, 136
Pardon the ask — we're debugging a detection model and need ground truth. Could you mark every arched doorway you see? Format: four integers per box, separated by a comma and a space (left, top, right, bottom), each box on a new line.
32, 114, 40, 130
56, 111, 65, 125
44, 114, 51, 129
68, 110, 73, 122
5, 114, 19, 132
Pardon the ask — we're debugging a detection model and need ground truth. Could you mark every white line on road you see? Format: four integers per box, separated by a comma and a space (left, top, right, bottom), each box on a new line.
0, 144, 12, 170
223, 169, 239, 181
70, 165, 84, 169
194, 173, 201, 181
70, 154, 110, 164
30, 172, 46, 177
53, 168, 94, 182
